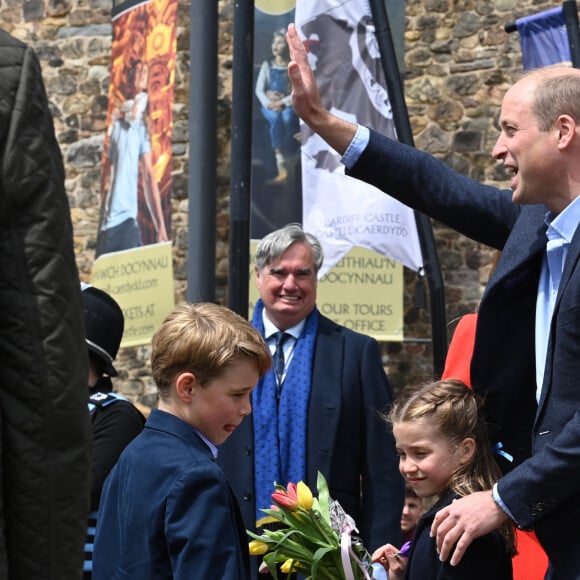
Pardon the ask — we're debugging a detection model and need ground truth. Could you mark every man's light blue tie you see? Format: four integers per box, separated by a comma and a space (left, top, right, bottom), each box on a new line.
546, 236, 565, 292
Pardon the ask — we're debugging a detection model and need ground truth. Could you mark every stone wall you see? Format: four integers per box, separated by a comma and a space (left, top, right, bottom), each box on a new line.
0, 0, 563, 409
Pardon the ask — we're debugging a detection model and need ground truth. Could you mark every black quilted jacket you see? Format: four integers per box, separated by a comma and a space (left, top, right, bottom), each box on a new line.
0, 30, 91, 579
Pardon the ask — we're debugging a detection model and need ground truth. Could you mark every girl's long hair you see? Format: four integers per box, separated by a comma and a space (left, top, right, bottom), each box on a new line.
387, 379, 516, 555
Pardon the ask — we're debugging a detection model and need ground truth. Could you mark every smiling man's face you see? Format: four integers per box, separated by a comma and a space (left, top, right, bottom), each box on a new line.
255, 241, 317, 330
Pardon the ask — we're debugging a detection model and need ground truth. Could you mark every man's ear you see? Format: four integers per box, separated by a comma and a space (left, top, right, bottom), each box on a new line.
175, 372, 197, 403
556, 114, 576, 149
458, 437, 476, 465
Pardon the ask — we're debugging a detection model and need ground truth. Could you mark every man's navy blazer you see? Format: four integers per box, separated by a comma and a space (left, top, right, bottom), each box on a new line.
218, 313, 404, 573
348, 129, 580, 578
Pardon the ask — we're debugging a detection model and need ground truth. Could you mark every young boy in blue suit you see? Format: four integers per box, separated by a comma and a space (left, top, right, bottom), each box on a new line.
93, 302, 271, 579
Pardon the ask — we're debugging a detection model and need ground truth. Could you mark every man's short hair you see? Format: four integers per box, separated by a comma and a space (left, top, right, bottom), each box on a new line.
255, 223, 324, 273
151, 302, 271, 400
405, 483, 420, 499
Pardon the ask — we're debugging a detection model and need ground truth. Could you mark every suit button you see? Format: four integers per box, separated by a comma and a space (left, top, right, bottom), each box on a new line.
243, 491, 253, 501
531, 502, 545, 517
245, 446, 252, 455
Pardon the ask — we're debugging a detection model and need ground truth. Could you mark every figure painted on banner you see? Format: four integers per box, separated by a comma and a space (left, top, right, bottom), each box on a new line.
287, 22, 580, 578
372, 380, 515, 580
80, 284, 145, 578
298, 14, 396, 175
255, 29, 300, 184
93, 303, 271, 579
251, 24, 302, 240
119, 61, 149, 126
218, 222, 404, 578
96, 58, 168, 258
0, 29, 91, 579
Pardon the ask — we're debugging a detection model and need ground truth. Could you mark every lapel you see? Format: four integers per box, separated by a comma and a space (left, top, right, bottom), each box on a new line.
471, 208, 546, 446
486, 205, 547, 291
537, 224, 580, 414
306, 315, 342, 488
227, 484, 251, 575
554, 223, 580, 311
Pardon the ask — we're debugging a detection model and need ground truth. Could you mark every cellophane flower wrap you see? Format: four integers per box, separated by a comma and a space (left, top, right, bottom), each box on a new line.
247, 472, 373, 580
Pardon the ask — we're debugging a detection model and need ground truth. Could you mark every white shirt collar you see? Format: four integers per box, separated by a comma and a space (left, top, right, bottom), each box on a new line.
544, 194, 580, 243
262, 310, 306, 341
196, 430, 218, 459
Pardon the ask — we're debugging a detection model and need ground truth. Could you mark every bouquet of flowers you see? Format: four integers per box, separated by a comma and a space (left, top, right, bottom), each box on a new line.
247, 472, 373, 579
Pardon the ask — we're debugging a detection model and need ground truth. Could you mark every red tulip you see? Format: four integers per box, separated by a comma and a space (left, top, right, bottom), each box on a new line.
272, 482, 299, 510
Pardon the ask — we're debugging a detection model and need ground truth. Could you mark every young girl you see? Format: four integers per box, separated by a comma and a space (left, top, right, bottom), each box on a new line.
372, 379, 515, 579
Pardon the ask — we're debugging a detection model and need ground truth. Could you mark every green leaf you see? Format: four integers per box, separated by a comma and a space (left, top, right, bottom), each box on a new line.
311, 545, 340, 579
316, 471, 332, 525
263, 551, 280, 579
259, 507, 292, 524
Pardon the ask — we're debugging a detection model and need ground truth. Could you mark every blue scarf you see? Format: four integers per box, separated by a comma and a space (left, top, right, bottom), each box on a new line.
251, 299, 318, 525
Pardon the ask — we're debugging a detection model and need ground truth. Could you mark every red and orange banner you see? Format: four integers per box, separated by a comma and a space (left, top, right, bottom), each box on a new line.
91, 0, 177, 347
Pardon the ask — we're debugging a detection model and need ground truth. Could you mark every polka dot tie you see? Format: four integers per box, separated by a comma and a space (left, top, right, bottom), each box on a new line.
273, 332, 290, 387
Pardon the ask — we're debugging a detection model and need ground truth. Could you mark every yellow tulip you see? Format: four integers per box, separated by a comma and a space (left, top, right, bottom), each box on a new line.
280, 559, 301, 573
248, 540, 269, 556
297, 480, 314, 510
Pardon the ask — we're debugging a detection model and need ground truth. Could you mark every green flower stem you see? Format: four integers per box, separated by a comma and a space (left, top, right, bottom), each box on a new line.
304, 511, 350, 580
306, 508, 337, 546
273, 536, 314, 563
316, 567, 342, 580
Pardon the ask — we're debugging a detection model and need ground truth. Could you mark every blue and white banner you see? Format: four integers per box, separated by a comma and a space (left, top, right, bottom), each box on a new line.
295, 0, 423, 277
516, 6, 571, 70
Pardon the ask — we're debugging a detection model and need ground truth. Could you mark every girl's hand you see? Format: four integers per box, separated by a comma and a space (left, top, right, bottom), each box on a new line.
371, 543, 407, 580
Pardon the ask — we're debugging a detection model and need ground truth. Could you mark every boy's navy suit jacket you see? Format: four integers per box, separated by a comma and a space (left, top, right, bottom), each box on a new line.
93, 409, 250, 579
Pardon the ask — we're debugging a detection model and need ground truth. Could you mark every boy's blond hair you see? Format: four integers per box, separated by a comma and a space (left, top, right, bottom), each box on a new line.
151, 302, 271, 400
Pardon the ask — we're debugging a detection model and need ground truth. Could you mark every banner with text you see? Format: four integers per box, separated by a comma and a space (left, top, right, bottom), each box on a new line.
91, 243, 174, 348
91, 0, 177, 346
295, 0, 423, 278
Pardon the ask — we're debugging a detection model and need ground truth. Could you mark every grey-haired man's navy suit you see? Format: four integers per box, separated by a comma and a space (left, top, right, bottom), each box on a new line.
349, 129, 580, 579
219, 313, 404, 578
